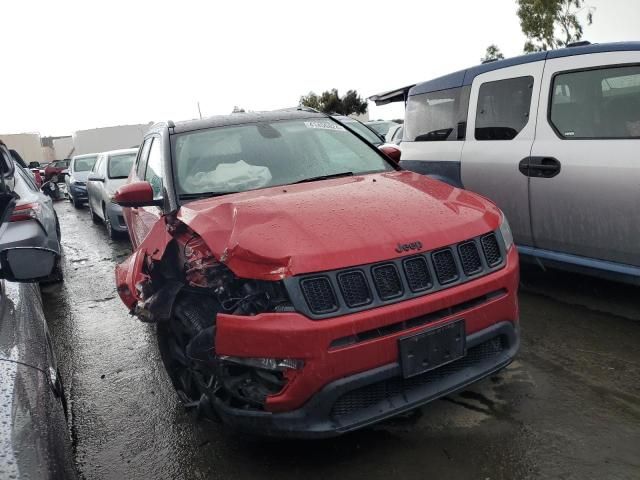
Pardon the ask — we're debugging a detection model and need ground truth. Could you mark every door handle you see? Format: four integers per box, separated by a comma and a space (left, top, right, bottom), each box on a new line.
519, 157, 561, 178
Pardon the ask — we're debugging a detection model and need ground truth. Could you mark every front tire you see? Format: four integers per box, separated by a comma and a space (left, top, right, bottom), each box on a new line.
88, 201, 100, 224
157, 295, 219, 418
103, 205, 118, 240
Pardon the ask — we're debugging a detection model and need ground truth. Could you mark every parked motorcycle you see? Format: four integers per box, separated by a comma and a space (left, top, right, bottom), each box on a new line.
41, 174, 65, 201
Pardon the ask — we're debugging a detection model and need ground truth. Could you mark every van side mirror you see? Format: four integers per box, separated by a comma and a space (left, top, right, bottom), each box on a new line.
0, 247, 57, 282
113, 181, 162, 207
88, 173, 105, 182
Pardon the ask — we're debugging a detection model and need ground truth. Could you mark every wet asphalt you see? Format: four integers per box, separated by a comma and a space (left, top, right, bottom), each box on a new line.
42, 200, 640, 480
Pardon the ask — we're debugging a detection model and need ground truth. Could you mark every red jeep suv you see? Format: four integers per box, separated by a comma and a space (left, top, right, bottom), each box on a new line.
114, 110, 519, 438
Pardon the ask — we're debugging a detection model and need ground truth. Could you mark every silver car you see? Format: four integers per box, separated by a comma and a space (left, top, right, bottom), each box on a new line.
87, 148, 137, 239
0, 162, 62, 281
65, 153, 98, 208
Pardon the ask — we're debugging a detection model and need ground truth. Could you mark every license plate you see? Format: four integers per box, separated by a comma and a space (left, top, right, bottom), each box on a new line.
398, 319, 466, 378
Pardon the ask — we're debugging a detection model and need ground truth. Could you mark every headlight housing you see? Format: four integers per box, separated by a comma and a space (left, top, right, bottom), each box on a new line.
499, 213, 514, 250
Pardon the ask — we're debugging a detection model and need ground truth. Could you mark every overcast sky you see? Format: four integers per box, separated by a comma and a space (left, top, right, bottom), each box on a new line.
2, 0, 638, 136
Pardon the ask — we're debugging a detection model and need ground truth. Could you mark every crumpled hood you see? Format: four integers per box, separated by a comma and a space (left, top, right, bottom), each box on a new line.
178, 171, 502, 280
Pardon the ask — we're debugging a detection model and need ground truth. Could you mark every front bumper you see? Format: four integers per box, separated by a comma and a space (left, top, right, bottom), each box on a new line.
68, 183, 87, 200
214, 321, 518, 438
106, 202, 128, 232
213, 247, 520, 437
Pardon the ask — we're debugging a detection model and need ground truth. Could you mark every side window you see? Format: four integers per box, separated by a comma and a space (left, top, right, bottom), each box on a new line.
144, 138, 163, 199
405, 86, 470, 142
136, 138, 153, 179
15, 165, 37, 192
550, 64, 640, 139
475, 76, 533, 141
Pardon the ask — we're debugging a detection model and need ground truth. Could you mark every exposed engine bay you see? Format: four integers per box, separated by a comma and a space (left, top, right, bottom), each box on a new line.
124, 220, 296, 413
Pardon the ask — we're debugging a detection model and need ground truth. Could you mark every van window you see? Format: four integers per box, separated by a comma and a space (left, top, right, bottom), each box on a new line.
550, 65, 640, 139
405, 86, 470, 141
475, 76, 533, 140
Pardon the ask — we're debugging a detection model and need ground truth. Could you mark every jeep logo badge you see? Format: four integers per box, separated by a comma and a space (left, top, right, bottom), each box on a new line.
395, 241, 423, 253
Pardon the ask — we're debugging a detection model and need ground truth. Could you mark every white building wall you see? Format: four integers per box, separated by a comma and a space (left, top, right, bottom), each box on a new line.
53, 137, 75, 159
0, 133, 43, 163
72, 123, 151, 155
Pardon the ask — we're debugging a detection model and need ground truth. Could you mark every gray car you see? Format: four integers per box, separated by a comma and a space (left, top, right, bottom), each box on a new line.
1, 162, 62, 281
65, 153, 98, 208
87, 148, 137, 239
0, 140, 75, 479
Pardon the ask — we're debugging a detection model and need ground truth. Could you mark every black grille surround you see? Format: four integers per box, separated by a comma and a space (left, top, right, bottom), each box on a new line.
284, 230, 508, 320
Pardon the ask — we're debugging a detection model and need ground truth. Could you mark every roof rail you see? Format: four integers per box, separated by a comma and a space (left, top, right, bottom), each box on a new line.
566, 40, 591, 48
167, 120, 175, 128
481, 58, 500, 64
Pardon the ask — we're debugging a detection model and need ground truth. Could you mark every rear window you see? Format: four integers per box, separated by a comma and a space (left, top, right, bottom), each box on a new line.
405, 86, 470, 141
73, 156, 97, 172
108, 153, 136, 179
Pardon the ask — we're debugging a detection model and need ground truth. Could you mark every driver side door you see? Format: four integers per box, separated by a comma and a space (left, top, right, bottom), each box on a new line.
126, 137, 163, 248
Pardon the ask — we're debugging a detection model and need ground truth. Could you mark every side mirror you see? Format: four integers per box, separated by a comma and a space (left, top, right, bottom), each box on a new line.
113, 181, 161, 207
0, 247, 57, 282
88, 173, 105, 182
379, 145, 401, 164
28, 161, 40, 169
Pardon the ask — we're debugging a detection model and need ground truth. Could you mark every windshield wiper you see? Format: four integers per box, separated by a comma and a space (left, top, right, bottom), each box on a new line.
179, 191, 238, 200
291, 171, 354, 185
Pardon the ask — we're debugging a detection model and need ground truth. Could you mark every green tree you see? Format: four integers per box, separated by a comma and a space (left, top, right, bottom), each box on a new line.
299, 89, 368, 115
481, 44, 505, 62
517, 0, 595, 52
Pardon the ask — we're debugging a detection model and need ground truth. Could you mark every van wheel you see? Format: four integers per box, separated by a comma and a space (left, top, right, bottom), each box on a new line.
72, 197, 82, 209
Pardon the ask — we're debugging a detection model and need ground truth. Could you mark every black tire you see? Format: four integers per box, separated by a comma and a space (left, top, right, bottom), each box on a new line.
72, 197, 82, 209
88, 201, 100, 224
157, 296, 219, 419
104, 207, 118, 240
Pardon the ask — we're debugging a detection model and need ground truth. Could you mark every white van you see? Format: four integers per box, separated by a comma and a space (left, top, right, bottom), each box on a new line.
370, 42, 640, 284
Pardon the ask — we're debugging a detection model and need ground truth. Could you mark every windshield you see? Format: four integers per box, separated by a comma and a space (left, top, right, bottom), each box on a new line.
342, 120, 383, 145
108, 153, 136, 179
74, 156, 97, 172
172, 118, 393, 197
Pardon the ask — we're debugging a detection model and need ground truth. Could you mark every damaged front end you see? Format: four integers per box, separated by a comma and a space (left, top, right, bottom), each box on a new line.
115, 216, 299, 413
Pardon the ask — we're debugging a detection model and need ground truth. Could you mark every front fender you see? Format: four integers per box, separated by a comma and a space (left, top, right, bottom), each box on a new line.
115, 216, 173, 310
